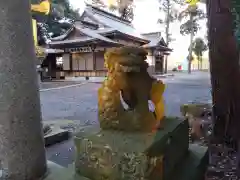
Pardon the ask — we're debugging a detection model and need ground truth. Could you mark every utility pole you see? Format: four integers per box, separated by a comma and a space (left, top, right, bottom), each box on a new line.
164, 0, 170, 74
187, 13, 194, 74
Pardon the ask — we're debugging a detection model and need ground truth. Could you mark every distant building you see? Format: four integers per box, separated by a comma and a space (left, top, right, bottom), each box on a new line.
142, 32, 171, 74
43, 4, 171, 79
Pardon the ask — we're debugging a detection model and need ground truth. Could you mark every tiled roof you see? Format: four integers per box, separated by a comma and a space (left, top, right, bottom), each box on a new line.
85, 3, 132, 24
95, 27, 116, 34
142, 32, 162, 47
49, 36, 95, 45
77, 27, 120, 44
142, 32, 172, 51
50, 26, 74, 41
84, 4, 148, 42
49, 4, 150, 47
49, 27, 122, 46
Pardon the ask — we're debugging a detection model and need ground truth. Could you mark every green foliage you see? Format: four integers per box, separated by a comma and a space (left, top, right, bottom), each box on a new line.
51, 0, 80, 19
119, 4, 134, 22
192, 37, 207, 58
179, 5, 205, 36
46, 0, 80, 37
186, 54, 194, 61
92, 0, 106, 8
186, 37, 207, 61
158, 0, 179, 23
180, 19, 200, 35
109, 0, 134, 22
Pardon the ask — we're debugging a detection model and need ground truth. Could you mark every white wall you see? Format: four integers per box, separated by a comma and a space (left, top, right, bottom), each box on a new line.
146, 55, 155, 66
146, 50, 156, 74
63, 54, 70, 70
96, 51, 105, 70
72, 53, 93, 70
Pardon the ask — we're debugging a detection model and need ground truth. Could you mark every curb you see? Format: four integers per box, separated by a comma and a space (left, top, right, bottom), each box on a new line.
154, 74, 175, 78
40, 82, 88, 92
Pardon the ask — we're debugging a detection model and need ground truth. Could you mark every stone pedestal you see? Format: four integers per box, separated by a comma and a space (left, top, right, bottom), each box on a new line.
73, 47, 208, 180
0, 1, 47, 179
74, 118, 189, 180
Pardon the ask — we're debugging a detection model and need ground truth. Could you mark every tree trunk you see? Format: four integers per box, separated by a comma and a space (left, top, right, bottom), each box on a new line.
197, 56, 200, 70
200, 56, 203, 70
188, 14, 194, 74
164, 0, 170, 74
207, 0, 240, 147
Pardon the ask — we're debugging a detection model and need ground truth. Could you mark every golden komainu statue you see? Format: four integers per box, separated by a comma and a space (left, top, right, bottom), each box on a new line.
98, 47, 165, 132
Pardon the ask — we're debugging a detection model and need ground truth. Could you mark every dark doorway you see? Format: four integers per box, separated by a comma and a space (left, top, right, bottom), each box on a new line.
155, 55, 164, 74
41, 54, 58, 80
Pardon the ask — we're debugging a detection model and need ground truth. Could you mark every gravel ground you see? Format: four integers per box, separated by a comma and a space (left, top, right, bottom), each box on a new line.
206, 144, 238, 180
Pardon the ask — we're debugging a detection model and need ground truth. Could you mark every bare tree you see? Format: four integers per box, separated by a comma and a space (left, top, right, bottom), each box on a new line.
158, 0, 183, 73
179, 4, 205, 73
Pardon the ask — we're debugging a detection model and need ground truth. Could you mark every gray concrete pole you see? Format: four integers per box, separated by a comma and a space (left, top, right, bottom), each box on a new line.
0, 1, 47, 179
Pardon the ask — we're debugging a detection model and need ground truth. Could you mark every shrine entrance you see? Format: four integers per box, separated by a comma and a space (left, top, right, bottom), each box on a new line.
155, 55, 164, 74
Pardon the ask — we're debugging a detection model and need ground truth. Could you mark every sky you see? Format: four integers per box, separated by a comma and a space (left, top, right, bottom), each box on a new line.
69, 0, 207, 62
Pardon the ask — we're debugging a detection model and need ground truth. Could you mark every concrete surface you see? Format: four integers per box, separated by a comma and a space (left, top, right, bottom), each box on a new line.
40, 81, 85, 90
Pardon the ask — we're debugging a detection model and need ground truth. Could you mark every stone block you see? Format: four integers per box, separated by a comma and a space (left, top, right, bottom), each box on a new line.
180, 103, 212, 141
44, 127, 70, 147
74, 117, 189, 180
180, 103, 211, 117
44, 161, 90, 180
169, 144, 208, 180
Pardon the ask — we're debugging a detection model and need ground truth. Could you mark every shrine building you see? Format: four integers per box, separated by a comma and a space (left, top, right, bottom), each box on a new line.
44, 4, 172, 79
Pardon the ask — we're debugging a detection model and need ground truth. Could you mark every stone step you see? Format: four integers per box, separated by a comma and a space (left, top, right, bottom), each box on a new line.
43, 161, 87, 180
44, 127, 70, 147
44, 144, 208, 180
169, 143, 209, 180
44, 143, 208, 180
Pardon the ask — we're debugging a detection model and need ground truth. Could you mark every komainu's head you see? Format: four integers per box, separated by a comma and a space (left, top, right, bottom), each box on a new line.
104, 47, 149, 73
99, 47, 165, 131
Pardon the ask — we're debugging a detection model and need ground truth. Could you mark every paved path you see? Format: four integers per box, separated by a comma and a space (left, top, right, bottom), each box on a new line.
40, 81, 84, 90
43, 71, 211, 167
41, 72, 211, 122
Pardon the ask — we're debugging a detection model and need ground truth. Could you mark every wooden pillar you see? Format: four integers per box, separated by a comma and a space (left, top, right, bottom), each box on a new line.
93, 51, 96, 71
46, 54, 53, 78
50, 54, 57, 78
69, 53, 73, 71
91, 45, 97, 71
161, 53, 164, 74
